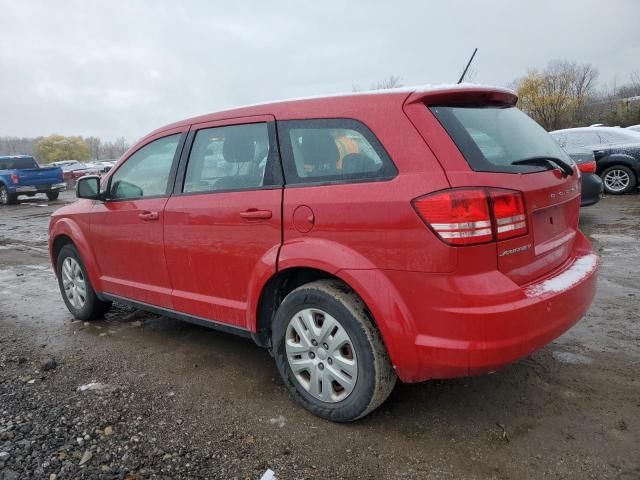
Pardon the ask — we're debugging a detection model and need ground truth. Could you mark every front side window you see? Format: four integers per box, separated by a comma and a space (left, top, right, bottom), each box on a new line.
183, 122, 277, 193
565, 131, 601, 149
278, 118, 396, 185
109, 134, 180, 200
598, 129, 640, 145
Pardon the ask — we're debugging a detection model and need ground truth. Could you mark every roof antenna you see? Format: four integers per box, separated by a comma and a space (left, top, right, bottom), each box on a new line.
457, 48, 478, 84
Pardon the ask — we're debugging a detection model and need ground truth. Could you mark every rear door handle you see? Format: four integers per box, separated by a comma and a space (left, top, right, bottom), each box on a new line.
138, 211, 159, 221
240, 209, 272, 220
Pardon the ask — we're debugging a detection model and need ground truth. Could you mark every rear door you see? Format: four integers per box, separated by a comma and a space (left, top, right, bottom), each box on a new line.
163, 116, 283, 327
405, 95, 581, 285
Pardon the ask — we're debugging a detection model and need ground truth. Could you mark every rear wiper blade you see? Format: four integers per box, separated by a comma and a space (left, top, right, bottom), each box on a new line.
511, 156, 574, 177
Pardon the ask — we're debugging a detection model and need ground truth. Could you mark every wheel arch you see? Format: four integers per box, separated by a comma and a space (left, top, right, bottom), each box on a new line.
49, 218, 102, 291
252, 266, 339, 347
251, 263, 417, 381
596, 154, 640, 176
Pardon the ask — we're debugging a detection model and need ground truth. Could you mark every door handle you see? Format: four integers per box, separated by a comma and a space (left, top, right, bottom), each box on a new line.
138, 211, 159, 221
240, 209, 272, 220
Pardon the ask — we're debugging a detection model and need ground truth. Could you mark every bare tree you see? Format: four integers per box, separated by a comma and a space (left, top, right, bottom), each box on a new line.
352, 75, 403, 92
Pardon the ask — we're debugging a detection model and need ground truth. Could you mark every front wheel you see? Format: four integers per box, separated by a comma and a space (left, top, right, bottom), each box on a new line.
272, 280, 396, 422
46, 191, 59, 201
56, 244, 112, 320
601, 165, 637, 194
0, 185, 17, 205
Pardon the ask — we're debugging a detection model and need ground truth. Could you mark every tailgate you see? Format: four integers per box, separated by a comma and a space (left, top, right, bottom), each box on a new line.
14, 167, 63, 186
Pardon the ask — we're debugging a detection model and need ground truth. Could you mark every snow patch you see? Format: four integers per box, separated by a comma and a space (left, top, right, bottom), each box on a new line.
212, 83, 515, 114
525, 254, 599, 297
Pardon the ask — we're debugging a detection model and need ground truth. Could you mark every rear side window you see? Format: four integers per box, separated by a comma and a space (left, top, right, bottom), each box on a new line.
278, 118, 396, 185
0, 157, 38, 169
183, 122, 280, 193
430, 106, 571, 173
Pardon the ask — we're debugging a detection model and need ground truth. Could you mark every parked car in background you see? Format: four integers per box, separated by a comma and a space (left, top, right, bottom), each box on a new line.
60, 162, 102, 188
550, 127, 640, 194
626, 125, 640, 133
50, 85, 599, 421
52, 160, 83, 169
0, 155, 66, 204
558, 147, 603, 207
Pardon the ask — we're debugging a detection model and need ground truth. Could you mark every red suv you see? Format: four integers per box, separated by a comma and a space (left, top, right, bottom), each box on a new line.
49, 85, 599, 421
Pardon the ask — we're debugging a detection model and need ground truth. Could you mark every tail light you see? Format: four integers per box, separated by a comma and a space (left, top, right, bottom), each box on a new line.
413, 188, 528, 246
10, 173, 19, 184
577, 161, 596, 174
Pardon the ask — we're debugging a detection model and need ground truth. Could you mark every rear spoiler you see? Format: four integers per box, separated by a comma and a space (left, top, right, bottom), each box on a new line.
404, 86, 518, 108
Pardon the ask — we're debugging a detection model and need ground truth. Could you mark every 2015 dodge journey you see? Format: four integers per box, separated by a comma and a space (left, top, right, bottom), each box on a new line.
49, 85, 599, 421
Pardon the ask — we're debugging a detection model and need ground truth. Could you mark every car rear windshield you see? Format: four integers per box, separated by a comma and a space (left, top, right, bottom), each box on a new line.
0, 157, 38, 170
429, 105, 571, 173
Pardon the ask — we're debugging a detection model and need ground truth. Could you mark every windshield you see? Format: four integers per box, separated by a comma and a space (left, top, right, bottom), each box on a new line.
0, 157, 39, 170
430, 105, 571, 173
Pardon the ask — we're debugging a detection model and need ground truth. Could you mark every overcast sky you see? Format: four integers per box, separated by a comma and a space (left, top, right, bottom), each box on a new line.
1, 0, 638, 142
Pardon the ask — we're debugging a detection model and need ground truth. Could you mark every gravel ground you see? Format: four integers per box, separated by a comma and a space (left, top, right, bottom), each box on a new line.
0, 190, 639, 479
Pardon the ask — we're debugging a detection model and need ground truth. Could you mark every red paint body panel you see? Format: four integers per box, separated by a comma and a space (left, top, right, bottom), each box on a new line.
49, 86, 599, 384
164, 189, 282, 327
90, 197, 173, 308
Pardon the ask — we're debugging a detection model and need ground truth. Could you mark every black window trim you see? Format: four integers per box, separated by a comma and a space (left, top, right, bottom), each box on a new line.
172, 120, 284, 197
105, 131, 187, 202
276, 117, 398, 188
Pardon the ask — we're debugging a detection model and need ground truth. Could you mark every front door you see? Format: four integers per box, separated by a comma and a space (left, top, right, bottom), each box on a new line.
91, 130, 185, 308
163, 116, 283, 327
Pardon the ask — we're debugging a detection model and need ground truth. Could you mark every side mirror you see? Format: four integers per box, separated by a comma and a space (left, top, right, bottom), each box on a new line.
76, 175, 102, 200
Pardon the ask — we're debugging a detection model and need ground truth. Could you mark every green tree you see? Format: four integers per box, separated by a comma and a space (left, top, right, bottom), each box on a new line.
34, 135, 91, 163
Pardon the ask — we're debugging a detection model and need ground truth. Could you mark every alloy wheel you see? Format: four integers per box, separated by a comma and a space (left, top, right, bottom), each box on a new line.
603, 169, 630, 192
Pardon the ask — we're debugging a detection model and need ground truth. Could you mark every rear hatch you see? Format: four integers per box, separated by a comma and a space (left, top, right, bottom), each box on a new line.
404, 87, 581, 285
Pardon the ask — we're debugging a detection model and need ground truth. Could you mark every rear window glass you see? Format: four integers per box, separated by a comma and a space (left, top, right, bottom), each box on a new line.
0, 157, 38, 169
430, 106, 571, 173
278, 118, 396, 185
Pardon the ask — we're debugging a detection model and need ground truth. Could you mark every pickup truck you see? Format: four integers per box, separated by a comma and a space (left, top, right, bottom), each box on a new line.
0, 155, 67, 205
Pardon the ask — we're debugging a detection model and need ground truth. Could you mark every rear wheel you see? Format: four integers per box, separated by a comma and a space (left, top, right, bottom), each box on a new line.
46, 191, 59, 201
0, 185, 17, 205
272, 279, 396, 422
601, 165, 637, 194
56, 244, 111, 320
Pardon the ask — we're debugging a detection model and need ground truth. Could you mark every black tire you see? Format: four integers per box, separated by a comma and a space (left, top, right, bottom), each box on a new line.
601, 165, 637, 194
272, 279, 396, 422
56, 244, 111, 320
46, 191, 59, 201
0, 185, 17, 205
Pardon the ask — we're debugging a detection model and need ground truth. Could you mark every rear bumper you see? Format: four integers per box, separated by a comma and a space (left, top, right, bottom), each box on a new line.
580, 173, 603, 207
15, 182, 66, 193
346, 231, 598, 383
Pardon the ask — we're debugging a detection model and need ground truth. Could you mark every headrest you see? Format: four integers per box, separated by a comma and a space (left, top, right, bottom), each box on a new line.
299, 131, 339, 169
223, 130, 256, 163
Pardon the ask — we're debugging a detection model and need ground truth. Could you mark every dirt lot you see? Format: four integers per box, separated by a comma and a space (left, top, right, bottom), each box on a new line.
0, 190, 639, 480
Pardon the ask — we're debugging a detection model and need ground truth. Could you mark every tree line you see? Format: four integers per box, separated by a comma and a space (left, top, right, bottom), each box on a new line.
0, 135, 129, 163
512, 61, 640, 131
